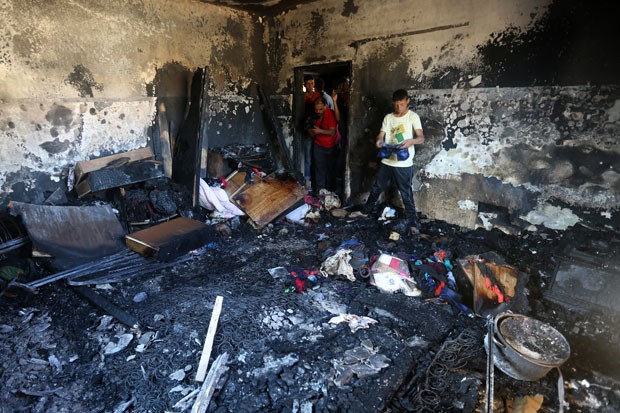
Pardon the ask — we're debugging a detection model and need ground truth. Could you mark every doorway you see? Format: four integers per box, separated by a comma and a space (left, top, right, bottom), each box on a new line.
293, 62, 352, 198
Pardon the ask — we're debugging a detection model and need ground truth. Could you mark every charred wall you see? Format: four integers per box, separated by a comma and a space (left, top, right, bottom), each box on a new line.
267, 0, 619, 230
0, 0, 266, 206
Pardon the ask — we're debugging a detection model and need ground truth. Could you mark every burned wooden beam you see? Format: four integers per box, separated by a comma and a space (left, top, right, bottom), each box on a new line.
195, 295, 224, 383
195, 68, 210, 209
71, 286, 139, 329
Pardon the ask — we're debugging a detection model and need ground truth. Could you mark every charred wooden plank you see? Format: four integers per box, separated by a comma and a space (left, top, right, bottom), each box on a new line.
233, 172, 306, 228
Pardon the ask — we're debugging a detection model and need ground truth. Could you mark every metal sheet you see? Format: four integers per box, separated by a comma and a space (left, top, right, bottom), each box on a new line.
545, 258, 620, 314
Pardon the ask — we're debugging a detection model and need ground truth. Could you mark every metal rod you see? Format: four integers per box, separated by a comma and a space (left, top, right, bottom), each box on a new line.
485, 320, 495, 413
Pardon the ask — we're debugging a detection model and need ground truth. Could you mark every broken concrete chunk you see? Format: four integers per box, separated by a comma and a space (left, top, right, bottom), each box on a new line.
468, 75, 482, 87
344, 346, 376, 362
48, 354, 62, 374
328, 314, 378, 333
96, 315, 115, 331
350, 363, 380, 378
332, 365, 355, 387
251, 354, 299, 378
169, 369, 186, 381
103, 333, 134, 355
367, 354, 391, 370
138, 331, 155, 345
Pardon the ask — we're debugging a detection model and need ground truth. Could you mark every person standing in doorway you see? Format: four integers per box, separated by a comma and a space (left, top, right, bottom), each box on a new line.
308, 96, 338, 193
314, 78, 335, 111
355, 89, 424, 235
302, 75, 321, 190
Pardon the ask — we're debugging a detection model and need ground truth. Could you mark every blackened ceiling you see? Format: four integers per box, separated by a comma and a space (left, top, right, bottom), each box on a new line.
198, 0, 316, 14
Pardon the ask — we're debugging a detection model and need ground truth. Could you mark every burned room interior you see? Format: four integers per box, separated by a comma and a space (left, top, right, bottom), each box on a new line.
0, 0, 619, 412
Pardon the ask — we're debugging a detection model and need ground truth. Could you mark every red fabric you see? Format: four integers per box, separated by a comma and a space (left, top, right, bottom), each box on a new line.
434, 280, 446, 297
304, 91, 321, 104
295, 278, 306, 293
313, 108, 338, 148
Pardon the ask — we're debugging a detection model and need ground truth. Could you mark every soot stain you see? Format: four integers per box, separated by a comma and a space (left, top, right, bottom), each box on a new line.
40, 138, 70, 154
66, 64, 103, 98
443, 114, 466, 151
503, 142, 619, 188
308, 11, 325, 43
45, 105, 73, 128
342, 0, 359, 17
476, 0, 620, 86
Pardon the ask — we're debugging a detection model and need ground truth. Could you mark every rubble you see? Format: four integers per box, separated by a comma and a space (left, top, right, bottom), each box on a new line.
0, 161, 619, 412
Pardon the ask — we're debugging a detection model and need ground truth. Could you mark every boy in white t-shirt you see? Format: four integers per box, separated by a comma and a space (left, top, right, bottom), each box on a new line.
357, 89, 425, 235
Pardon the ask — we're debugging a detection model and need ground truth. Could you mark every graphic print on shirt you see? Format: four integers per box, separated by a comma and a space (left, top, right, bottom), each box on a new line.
391, 124, 406, 143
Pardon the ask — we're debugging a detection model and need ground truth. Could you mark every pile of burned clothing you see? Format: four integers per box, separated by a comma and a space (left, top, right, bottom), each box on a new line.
409, 250, 472, 314
286, 190, 342, 224
320, 240, 369, 281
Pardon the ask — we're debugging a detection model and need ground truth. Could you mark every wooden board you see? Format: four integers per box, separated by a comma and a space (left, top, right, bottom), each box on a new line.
195, 295, 223, 382
456, 258, 519, 316
125, 217, 215, 261
233, 173, 306, 228
74, 147, 154, 184
223, 170, 247, 199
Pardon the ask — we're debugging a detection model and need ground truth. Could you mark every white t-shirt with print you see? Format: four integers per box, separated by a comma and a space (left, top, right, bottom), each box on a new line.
380, 110, 422, 167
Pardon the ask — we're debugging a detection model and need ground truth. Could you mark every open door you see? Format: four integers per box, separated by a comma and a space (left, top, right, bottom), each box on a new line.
171, 67, 210, 208
293, 62, 352, 197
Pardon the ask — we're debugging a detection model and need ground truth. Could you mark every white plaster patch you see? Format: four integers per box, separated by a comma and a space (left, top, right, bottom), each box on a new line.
81, 99, 153, 156
520, 203, 580, 230
601, 211, 612, 219
424, 130, 497, 177
457, 199, 478, 211
0, 98, 153, 196
607, 99, 620, 123
477, 212, 497, 230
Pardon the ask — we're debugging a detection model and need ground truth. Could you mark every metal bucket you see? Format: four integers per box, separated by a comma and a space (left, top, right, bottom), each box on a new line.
485, 313, 570, 381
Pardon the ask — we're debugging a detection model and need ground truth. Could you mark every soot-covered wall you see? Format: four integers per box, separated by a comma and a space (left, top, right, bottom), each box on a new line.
0, 0, 266, 206
268, 0, 619, 230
